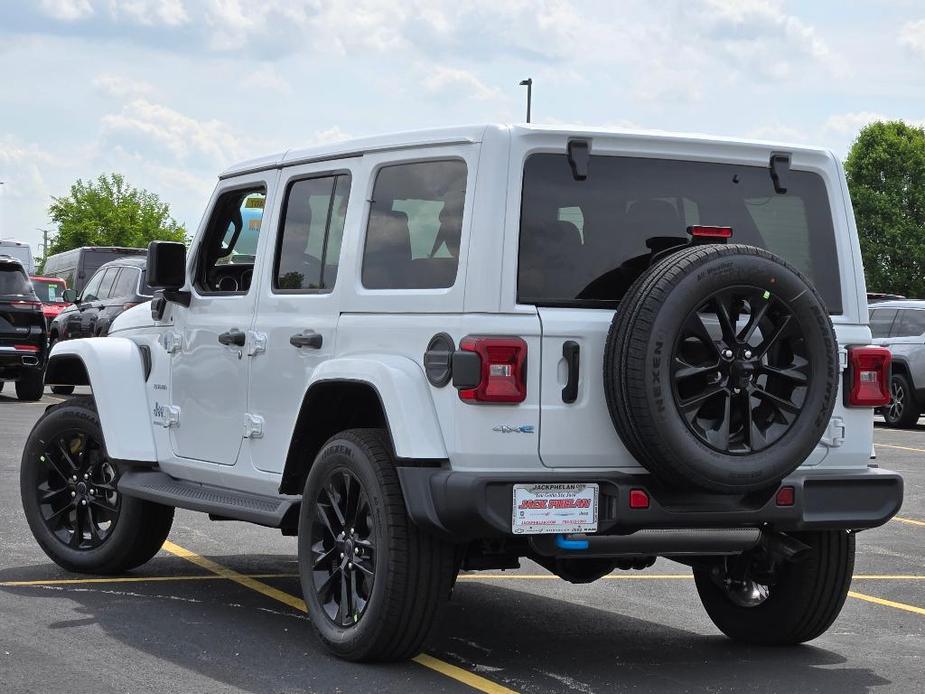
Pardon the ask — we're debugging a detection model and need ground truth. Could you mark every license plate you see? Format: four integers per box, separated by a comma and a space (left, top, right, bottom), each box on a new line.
512, 483, 599, 535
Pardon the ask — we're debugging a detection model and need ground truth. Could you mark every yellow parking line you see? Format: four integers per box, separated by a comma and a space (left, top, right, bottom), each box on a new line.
894, 516, 925, 527
875, 443, 925, 454
458, 574, 925, 581
0, 573, 296, 587
161, 540, 518, 694
162, 540, 306, 612
848, 591, 925, 617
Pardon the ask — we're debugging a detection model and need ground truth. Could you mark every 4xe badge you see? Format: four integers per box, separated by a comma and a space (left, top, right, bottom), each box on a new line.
492, 424, 535, 434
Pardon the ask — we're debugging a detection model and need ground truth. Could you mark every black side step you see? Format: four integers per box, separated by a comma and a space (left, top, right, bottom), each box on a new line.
118, 470, 298, 528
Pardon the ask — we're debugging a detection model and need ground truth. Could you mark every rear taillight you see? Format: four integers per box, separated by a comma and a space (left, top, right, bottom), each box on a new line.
14, 344, 39, 352
688, 225, 733, 239
846, 345, 891, 407
10, 300, 42, 310
457, 336, 527, 403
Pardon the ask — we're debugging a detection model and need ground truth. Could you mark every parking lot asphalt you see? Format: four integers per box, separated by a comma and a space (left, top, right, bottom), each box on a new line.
1, 390, 923, 693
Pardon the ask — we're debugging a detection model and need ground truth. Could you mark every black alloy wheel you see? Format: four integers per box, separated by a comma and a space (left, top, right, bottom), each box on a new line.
310, 469, 376, 627
883, 373, 920, 428
670, 286, 810, 455
34, 429, 121, 550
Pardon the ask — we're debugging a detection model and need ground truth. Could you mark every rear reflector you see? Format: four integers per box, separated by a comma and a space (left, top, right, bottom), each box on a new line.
775, 486, 795, 507
847, 345, 891, 407
629, 489, 650, 509
688, 225, 733, 239
458, 336, 527, 403
14, 344, 39, 352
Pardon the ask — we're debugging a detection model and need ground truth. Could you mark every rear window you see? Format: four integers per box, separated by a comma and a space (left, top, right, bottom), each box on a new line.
0, 265, 33, 297
518, 154, 842, 313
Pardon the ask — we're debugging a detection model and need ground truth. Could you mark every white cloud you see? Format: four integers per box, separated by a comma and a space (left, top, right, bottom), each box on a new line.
242, 65, 292, 95
421, 65, 501, 101
38, 0, 94, 21
108, 0, 189, 27
100, 98, 245, 165
900, 19, 925, 58
92, 73, 156, 98
824, 111, 894, 135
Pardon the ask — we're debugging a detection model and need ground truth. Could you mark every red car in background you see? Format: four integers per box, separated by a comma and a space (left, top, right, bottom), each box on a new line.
29, 276, 70, 321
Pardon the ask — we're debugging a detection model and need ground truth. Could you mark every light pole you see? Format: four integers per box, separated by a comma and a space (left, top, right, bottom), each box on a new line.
519, 78, 533, 123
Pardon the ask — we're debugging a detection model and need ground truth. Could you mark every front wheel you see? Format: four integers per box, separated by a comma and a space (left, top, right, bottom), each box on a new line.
694, 530, 854, 645
20, 400, 175, 574
884, 373, 920, 428
298, 428, 456, 662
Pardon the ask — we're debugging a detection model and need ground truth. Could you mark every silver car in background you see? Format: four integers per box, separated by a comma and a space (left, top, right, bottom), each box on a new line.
870, 299, 925, 427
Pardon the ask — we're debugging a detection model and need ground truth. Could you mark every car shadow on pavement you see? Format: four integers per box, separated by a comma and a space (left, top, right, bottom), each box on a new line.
0, 555, 893, 694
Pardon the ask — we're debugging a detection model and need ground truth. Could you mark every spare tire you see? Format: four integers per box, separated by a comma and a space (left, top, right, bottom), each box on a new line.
604, 243, 838, 494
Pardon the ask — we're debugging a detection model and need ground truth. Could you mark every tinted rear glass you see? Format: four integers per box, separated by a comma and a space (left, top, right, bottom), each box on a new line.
0, 266, 33, 297
869, 308, 897, 338
518, 154, 842, 313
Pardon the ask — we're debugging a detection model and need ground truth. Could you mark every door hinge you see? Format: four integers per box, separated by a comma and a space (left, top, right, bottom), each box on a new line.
243, 413, 264, 439
154, 403, 181, 428
838, 348, 848, 370
821, 416, 845, 448
162, 330, 182, 354
246, 331, 267, 357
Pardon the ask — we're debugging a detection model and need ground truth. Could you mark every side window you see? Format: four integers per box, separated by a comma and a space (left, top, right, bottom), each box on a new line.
897, 309, 925, 337
80, 270, 105, 302
112, 267, 140, 298
869, 308, 897, 338
362, 160, 467, 290
96, 268, 119, 300
196, 186, 266, 294
274, 173, 351, 292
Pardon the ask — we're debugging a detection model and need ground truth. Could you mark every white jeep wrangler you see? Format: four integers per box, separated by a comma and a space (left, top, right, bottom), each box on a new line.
22, 125, 903, 661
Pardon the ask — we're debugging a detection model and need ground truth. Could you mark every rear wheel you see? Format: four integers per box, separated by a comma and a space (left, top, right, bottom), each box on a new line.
884, 373, 920, 428
694, 530, 854, 644
20, 400, 174, 573
298, 428, 456, 661
16, 371, 45, 401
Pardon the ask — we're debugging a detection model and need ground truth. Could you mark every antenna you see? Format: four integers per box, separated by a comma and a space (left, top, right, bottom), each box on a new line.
519, 78, 533, 123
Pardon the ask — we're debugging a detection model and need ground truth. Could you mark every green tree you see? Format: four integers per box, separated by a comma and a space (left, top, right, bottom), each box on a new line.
47, 173, 186, 256
845, 121, 925, 297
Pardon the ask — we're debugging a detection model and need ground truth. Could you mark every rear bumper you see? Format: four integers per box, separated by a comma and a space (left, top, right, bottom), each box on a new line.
397, 466, 904, 542
0, 346, 46, 372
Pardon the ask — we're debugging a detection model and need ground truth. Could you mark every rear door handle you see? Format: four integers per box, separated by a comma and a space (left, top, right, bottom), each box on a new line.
290, 331, 323, 349
562, 340, 580, 403
218, 328, 246, 347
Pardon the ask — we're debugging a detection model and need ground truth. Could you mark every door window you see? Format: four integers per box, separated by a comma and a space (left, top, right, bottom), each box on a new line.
869, 308, 897, 338
896, 309, 925, 337
196, 187, 267, 294
274, 174, 351, 292
111, 267, 141, 298
361, 160, 467, 289
96, 268, 119, 300
80, 270, 105, 302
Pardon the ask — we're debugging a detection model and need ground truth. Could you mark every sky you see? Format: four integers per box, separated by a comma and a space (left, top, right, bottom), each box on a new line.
1, 0, 925, 256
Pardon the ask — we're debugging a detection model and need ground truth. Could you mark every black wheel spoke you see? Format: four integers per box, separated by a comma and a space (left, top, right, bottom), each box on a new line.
46, 503, 74, 525
89, 496, 118, 513
38, 483, 68, 505
56, 439, 80, 473
309, 467, 375, 628
671, 286, 809, 455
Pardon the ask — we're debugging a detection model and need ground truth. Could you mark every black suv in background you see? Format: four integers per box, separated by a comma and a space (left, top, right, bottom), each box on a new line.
0, 256, 47, 400
51, 256, 153, 344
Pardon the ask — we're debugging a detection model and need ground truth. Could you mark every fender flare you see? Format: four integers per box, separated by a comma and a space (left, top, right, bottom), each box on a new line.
45, 338, 157, 462
308, 355, 447, 460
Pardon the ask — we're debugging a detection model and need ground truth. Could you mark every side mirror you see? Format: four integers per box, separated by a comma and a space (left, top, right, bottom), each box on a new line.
147, 241, 187, 290
62, 288, 77, 303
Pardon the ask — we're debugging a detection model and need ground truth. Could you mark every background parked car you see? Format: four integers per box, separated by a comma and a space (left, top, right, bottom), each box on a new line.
51, 256, 153, 343
870, 299, 925, 427
0, 255, 47, 400
0, 240, 35, 274
28, 275, 70, 322
42, 246, 146, 294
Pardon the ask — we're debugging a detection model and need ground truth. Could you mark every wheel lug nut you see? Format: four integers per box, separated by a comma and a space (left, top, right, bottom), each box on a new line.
348, 562, 353, 569
72, 475, 78, 482
722, 349, 733, 359
80, 499, 87, 506
83, 473, 89, 480
70, 491, 76, 497
354, 547, 359, 554
744, 350, 752, 359
340, 552, 345, 559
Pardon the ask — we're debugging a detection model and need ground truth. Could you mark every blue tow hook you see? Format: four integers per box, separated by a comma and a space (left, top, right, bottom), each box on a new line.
555, 534, 589, 551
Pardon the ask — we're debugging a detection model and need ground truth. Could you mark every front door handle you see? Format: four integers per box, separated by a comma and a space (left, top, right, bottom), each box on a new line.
290, 331, 323, 349
218, 328, 246, 347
